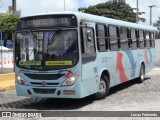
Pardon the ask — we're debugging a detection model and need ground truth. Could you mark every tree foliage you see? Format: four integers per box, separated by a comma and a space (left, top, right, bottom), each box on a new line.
78, 0, 145, 23
0, 13, 19, 40
153, 17, 160, 39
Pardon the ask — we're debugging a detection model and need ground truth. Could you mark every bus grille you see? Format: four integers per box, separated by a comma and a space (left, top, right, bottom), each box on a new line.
24, 73, 64, 80
33, 88, 56, 94
30, 82, 59, 86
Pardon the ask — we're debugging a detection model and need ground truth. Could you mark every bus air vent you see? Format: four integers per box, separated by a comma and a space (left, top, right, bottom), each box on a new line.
24, 73, 64, 80
33, 88, 56, 94
30, 82, 59, 86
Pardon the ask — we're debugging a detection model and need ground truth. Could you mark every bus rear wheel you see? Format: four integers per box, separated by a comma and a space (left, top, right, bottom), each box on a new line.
93, 75, 109, 100
138, 65, 145, 83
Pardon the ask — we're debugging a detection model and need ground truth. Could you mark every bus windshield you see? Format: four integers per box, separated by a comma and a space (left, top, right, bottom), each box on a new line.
16, 29, 78, 70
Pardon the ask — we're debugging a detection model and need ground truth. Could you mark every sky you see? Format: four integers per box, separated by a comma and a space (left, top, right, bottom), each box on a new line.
0, 0, 160, 25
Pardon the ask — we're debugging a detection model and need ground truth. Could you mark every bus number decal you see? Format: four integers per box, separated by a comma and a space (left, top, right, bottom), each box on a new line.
101, 57, 108, 63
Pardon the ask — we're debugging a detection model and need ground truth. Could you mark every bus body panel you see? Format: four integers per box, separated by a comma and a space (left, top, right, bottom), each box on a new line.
81, 62, 99, 97
97, 48, 156, 88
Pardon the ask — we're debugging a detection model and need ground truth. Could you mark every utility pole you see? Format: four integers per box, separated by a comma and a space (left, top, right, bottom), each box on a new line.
12, 0, 17, 72
12, 0, 16, 15
64, 0, 65, 11
136, 0, 138, 23
149, 5, 156, 25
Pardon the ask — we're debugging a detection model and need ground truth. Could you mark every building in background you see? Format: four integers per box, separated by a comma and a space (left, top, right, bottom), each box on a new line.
7, 5, 21, 17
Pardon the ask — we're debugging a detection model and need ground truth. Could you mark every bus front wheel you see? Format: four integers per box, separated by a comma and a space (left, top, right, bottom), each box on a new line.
93, 75, 109, 100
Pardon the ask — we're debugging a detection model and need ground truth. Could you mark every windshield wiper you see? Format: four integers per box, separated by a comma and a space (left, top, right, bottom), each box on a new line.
27, 29, 40, 60
28, 29, 39, 45
48, 29, 62, 45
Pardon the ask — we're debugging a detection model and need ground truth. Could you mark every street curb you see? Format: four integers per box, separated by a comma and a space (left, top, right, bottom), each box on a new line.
0, 73, 15, 80
0, 86, 15, 92
0, 73, 15, 91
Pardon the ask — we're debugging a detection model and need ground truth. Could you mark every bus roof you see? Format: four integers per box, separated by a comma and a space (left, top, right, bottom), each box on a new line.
79, 12, 157, 31
19, 11, 157, 31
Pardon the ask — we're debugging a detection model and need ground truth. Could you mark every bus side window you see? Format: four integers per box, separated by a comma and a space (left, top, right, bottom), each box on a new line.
109, 25, 119, 51
139, 30, 144, 49
145, 31, 150, 48
150, 32, 155, 48
120, 27, 129, 50
130, 29, 137, 50
127, 28, 132, 48
96, 24, 106, 51
81, 27, 96, 63
105, 25, 110, 50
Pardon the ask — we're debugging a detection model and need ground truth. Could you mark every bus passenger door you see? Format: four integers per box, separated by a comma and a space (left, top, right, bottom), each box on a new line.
81, 26, 98, 96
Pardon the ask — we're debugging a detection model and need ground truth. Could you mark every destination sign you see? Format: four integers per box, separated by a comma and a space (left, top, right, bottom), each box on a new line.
17, 15, 77, 29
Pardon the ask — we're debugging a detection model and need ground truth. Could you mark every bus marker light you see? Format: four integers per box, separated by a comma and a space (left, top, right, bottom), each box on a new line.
63, 90, 75, 95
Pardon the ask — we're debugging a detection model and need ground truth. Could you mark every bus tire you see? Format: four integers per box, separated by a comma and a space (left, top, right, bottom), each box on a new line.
93, 75, 109, 100
138, 65, 145, 83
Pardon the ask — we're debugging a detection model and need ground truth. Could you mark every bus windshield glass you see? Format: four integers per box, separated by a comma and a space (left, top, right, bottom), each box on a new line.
16, 30, 78, 70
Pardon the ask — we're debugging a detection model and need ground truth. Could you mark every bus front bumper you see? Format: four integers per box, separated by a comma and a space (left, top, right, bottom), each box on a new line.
15, 81, 84, 99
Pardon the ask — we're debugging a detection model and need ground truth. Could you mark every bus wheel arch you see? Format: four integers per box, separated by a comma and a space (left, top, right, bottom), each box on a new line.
93, 70, 110, 100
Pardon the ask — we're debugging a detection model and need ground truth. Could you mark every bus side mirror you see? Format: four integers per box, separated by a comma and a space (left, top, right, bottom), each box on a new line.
87, 30, 92, 42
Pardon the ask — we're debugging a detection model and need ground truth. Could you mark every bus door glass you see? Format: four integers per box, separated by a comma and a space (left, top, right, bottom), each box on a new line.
81, 26, 98, 94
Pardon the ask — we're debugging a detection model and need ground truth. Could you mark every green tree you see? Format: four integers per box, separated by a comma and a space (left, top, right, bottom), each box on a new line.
78, 0, 145, 23
0, 13, 19, 46
153, 17, 160, 39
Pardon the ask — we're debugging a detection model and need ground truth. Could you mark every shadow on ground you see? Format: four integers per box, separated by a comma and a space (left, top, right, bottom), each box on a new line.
0, 77, 150, 110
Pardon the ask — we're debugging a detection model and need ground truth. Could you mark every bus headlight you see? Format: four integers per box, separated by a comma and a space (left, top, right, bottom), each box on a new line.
62, 73, 80, 86
16, 75, 29, 85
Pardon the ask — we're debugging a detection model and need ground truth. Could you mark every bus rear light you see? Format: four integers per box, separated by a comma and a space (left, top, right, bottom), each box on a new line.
63, 90, 75, 95
16, 75, 29, 85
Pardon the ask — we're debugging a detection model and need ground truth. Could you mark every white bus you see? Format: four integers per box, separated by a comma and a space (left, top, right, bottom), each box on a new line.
15, 12, 157, 99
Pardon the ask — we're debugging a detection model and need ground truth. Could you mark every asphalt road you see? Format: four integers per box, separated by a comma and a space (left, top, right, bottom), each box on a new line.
0, 68, 160, 119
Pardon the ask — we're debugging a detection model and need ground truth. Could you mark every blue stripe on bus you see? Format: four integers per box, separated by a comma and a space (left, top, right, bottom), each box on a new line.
124, 51, 136, 78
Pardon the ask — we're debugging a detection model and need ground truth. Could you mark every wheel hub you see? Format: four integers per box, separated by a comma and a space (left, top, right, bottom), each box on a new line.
99, 80, 106, 93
